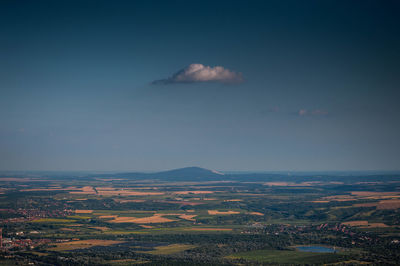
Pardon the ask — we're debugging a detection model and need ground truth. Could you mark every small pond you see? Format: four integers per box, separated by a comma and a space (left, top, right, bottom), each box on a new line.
296, 245, 336, 253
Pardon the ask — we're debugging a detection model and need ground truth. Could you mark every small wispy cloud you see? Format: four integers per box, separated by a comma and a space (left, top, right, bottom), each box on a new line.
152, 63, 244, 85
298, 109, 308, 116
298, 109, 328, 116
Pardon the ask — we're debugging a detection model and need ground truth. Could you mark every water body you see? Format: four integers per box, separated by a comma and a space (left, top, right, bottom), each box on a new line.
296, 246, 336, 253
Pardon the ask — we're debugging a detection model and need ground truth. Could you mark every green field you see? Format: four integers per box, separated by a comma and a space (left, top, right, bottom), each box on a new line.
227, 249, 348, 264
31, 218, 77, 223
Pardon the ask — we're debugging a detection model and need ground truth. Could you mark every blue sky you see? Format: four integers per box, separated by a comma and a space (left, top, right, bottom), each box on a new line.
0, 0, 399, 171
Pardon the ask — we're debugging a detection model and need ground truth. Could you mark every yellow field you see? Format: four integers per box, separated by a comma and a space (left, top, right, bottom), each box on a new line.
60, 228, 78, 231
115, 199, 146, 203
97, 190, 164, 196
377, 199, 400, 210
32, 218, 76, 223
342, 221, 368, 226
139, 225, 154, 228
248, 212, 264, 216
144, 244, 196, 255
69, 186, 97, 194
98, 215, 118, 219
109, 214, 175, 224
264, 182, 291, 186
322, 195, 356, 201
178, 214, 197, 221
90, 226, 110, 231
47, 239, 124, 251
75, 210, 93, 214
342, 221, 389, 228
208, 210, 240, 215
362, 223, 389, 228
351, 191, 400, 197
353, 203, 378, 207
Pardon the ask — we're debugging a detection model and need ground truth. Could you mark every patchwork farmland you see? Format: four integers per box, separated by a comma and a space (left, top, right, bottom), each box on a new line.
1, 168, 400, 265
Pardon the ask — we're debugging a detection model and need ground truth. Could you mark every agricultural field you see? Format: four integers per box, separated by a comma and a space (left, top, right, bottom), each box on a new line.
47, 240, 125, 251
0, 168, 400, 265
226, 249, 350, 264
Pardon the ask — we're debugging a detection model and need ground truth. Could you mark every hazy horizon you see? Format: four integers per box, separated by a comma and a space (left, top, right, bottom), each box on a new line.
1, 167, 400, 175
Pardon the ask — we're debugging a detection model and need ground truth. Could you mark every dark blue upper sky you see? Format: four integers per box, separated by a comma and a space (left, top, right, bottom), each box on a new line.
1, 0, 399, 171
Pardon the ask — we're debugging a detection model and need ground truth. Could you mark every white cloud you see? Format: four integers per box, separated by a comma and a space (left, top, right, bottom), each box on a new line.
153, 63, 244, 84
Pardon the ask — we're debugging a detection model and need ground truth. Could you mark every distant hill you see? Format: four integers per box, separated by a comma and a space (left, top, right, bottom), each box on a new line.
105, 166, 225, 181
